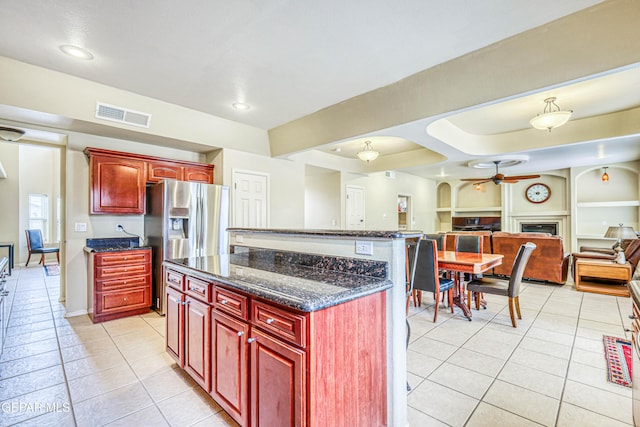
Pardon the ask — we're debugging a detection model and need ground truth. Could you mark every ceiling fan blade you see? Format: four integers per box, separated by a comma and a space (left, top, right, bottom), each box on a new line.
503, 174, 541, 180
460, 178, 488, 181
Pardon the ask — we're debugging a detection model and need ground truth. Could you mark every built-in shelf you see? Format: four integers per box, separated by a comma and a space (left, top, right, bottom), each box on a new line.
577, 201, 640, 208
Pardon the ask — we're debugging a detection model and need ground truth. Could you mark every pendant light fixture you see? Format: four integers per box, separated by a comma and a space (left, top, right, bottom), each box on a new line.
357, 141, 379, 162
530, 97, 573, 131
601, 167, 609, 182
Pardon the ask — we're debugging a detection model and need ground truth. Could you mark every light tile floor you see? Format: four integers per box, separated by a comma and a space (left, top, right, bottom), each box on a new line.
407, 278, 634, 426
0, 265, 634, 426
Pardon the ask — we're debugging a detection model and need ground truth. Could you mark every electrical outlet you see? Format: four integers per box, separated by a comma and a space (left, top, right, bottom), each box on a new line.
116, 224, 124, 232
355, 241, 373, 256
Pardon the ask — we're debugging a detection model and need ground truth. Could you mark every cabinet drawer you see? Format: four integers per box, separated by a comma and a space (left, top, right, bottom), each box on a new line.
96, 273, 151, 291
186, 276, 212, 303
147, 160, 183, 183
97, 288, 151, 314
252, 301, 307, 348
166, 269, 185, 291
96, 262, 151, 280
213, 286, 248, 320
95, 250, 150, 266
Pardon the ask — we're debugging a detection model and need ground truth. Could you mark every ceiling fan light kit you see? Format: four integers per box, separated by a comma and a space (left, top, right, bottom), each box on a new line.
530, 97, 573, 131
357, 140, 379, 162
460, 160, 540, 185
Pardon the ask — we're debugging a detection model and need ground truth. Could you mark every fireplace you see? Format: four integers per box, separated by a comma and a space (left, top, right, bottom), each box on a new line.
521, 223, 558, 235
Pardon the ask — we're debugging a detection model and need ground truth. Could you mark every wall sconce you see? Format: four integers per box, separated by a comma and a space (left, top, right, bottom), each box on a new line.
601, 167, 609, 182
474, 183, 482, 191
0, 126, 25, 142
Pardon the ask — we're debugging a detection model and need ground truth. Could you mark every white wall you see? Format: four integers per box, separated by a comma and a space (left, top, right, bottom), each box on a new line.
221, 149, 306, 229
304, 171, 341, 229
342, 171, 437, 232
16, 144, 61, 261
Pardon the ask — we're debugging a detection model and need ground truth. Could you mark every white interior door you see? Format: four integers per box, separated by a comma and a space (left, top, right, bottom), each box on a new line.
346, 185, 365, 230
233, 171, 268, 228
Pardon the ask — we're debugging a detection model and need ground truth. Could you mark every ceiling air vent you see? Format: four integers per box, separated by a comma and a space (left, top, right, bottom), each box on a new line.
96, 103, 151, 128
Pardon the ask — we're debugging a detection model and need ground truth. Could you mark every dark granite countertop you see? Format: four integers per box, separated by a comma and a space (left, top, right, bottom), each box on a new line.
83, 237, 150, 253
228, 228, 423, 239
164, 251, 392, 312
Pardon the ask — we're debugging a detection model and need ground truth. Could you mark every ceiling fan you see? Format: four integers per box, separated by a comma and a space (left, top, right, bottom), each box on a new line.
460, 160, 540, 185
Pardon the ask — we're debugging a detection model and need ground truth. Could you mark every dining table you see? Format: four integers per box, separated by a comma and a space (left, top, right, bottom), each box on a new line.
437, 250, 504, 320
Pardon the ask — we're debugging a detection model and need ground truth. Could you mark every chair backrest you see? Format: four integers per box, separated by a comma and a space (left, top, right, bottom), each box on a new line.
26, 229, 44, 250
507, 242, 537, 297
625, 239, 640, 269
424, 234, 446, 251
410, 239, 440, 293
455, 234, 483, 254
406, 240, 418, 286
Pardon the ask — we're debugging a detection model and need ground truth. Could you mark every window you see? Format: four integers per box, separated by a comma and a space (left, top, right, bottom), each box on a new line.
29, 194, 49, 242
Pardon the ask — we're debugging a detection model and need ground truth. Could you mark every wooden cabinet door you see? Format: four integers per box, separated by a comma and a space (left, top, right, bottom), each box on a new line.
166, 286, 185, 367
211, 311, 249, 426
185, 296, 211, 392
250, 328, 305, 427
147, 160, 183, 183
183, 165, 213, 183
90, 154, 146, 214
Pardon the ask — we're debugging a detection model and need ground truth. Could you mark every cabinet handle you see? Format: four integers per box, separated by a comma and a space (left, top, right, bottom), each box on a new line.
123, 297, 127, 301
247, 337, 258, 344
237, 331, 244, 337
625, 328, 633, 332
266, 318, 275, 324
174, 298, 181, 303
629, 315, 637, 320
123, 257, 127, 260
182, 301, 191, 305
220, 299, 228, 305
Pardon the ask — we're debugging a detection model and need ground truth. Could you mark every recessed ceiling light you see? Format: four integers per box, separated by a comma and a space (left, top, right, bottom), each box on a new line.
59, 45, 94, 60
232, 102, 251, 111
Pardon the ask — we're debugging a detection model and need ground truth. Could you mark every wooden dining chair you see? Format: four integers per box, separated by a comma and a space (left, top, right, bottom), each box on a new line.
408, 238, 455, 322
466, 242, 536, 327
452, 234, 484, 308
424, 233, 446, 251
25, 229, 60, 267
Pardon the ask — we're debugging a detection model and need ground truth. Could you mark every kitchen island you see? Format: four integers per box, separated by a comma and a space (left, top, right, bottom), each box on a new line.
165, 228, 420, 427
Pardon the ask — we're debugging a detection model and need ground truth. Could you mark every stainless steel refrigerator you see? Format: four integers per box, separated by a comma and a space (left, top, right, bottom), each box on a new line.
145, 180, 230, 314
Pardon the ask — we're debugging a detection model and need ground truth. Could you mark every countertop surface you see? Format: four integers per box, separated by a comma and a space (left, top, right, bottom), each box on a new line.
228, 228, 423, 239
84, 237, 150, 253
164, 252, 392, 312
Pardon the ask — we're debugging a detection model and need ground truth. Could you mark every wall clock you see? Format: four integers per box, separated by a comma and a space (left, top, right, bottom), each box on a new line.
525, 183, 551, 204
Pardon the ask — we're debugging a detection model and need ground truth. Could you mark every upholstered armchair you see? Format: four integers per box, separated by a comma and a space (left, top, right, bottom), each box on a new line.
572, 239, 640, 279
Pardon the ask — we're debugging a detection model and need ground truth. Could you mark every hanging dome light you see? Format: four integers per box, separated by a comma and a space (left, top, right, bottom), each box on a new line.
530, 97, 573, 131
0, 126, 25, 142
357, 141, 379, 162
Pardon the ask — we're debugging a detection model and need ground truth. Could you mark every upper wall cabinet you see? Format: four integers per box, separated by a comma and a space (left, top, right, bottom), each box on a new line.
84, 148, 214, 215
88, 153, 146, 215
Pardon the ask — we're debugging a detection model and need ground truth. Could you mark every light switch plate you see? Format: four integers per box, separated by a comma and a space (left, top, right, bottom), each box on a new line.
355, 240, 373, 256
74, 222, 87, 232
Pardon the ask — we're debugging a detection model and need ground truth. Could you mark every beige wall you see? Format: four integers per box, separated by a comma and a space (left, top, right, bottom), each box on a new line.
304, 171, 341, 229
0, 142, 20, 259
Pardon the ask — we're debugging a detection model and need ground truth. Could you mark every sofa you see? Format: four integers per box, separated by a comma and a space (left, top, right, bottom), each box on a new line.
491, 232, 570, 284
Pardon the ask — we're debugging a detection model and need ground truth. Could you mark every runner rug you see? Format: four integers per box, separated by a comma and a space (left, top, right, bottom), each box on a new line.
44, 264, 60, 276
603, 335, 632, 388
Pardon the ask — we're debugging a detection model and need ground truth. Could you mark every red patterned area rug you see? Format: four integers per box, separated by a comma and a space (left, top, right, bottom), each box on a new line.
603, 335, 632, 388
44, 264, 60, 276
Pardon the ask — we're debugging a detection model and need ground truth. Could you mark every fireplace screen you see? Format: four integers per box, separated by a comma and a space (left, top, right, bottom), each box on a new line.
521, 223, 558, 235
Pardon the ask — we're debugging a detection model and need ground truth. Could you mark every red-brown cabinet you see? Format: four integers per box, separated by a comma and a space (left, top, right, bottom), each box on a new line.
166, 285, 185, 365
164, 267, 387, 427
212, 311, 250, 426
88, 249, 152, 323
88, 153, 146, 214
84, 147, 214, 214
185, 296, 211, 392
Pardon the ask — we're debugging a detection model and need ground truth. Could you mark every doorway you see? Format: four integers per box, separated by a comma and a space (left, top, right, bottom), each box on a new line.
232, 170, 269, 228
346, 185, 365, 230
397, 194, 411, 231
